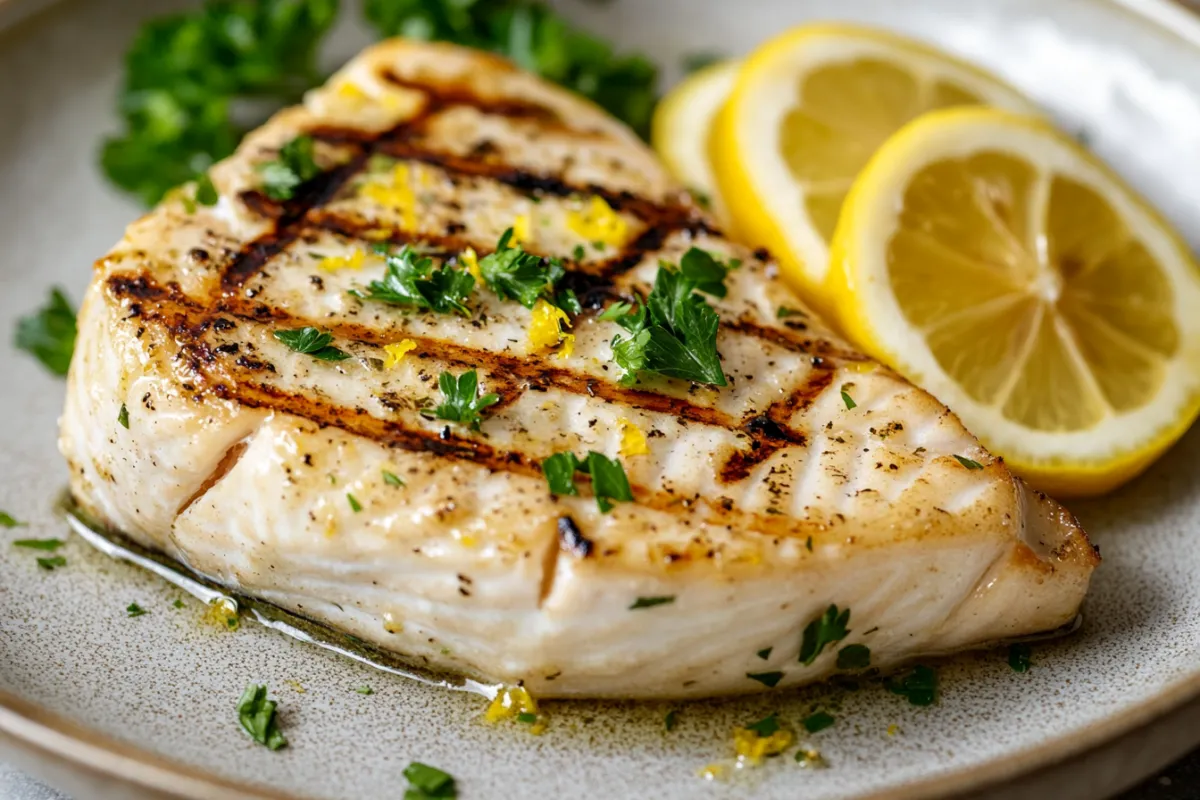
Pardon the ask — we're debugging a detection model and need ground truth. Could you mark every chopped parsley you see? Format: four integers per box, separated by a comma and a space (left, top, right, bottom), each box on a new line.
629, 595, 674, 610
886, 665, 938, 706
802, 711, 835, 734
126, 602, 147, 617
355, 686, 374, 695
347, 493, 362, 513
745, 713, 780, 737
799, 605, 851, 666
15, 287, 77, 377
257, 135, 321, 200
777, 307, 803, 319
572, 244, 586, 262
678, 247, 732, 298
542, 451, 634, 512
0, 512, 22, 528
841, 389, 857, 410
1008, 643, 1032, 673
746, 671, 784, 688
173, 598, 186, 609
555, 288, 582, 316
354, 245, 475, 316
273, 327, 351, 361
402, 761, 457, 799
954, 455, 984, 470
118, 403, 130, 429
13, 539, 61, 551
756, 647, 773, 660
477, 228, 564, 309
422, 370, 500, 431
516, 712, 538, 724
836, 644, 871, 671
664, 709, 677, 732
237, 684, 287, 750
36, 556, 66, 570
194, 172, 219, 206
605, 257, 727, 386
382, 470, 406, 488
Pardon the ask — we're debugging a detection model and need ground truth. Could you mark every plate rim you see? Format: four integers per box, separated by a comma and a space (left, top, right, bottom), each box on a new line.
2, 0, 1200, 797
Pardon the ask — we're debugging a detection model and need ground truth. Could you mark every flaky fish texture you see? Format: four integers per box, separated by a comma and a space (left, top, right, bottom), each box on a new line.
60, 39, 1098, 698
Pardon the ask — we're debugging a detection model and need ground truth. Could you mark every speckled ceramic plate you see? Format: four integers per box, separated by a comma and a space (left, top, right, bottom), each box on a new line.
3, 1, 1200, 798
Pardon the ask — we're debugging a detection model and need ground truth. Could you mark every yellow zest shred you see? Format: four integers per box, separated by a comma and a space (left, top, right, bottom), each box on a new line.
618, 417, 650, 457
887, 723, 900, 736
335, 81, 368, 103
485, 685, 538, 724
317, 248, 366, 273
204, 598, 240, 631
460, 247, 480, 279
459, 534, 477, 548
511, 214, 532, 246
284, 679, 306, 693
529, 720, 549, 736
699, 763, 727, 781
733, 724, 795, 766
567, 196, 628, 248
383, 339, 417, 368
382, 612, 403, 634
528, 298, 572, 358
362, 163, 417, 231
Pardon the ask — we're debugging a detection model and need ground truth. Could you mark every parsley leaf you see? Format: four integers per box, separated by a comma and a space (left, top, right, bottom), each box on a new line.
954, 455, 984, 470
886, 665, 938, 706
355, 246, 475, 316
802, 711, 835, 734
555, 288, 582, 316
15, 287, 77, 377
1008, 643, 1032, 673
274, 327, 351, 361
745, 713, 780, 737
403, 762, 456, 799
355, 686, 374, 695
597, 300, 635, 322
382, 470, 406, 488
257, 135, 321, 200
543, 450, 634, 512
0, 513, 25, 529
836, 644, 871, 671
629, 596, 674, 610
14, 539, 62, 551
422, 370, 499, 431
347, 493, 363, 513
664, 709, 678, 732
237, 684, 288, 750
477, 229, 564, 308
678, 247, 731, 298
756, 647, 773, 660
195, 172, 219, 206
118, 403, 130, 429
542, 451, 583, 496
126, 602, 147, 617
37, 556, 66, 570
841, 389, 857, 410
746, 671, 784, 688
799, 605, 851, 666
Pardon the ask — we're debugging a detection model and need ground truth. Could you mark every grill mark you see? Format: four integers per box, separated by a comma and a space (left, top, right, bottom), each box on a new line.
719, 370, 833, 484
724, 318, 870, 363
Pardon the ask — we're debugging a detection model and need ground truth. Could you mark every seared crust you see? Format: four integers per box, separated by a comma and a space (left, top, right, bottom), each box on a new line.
59, 40, 1098, 698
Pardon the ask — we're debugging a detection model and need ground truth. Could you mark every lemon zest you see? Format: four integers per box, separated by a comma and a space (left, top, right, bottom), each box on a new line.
567, 196, 628, 248
383, 339, 417, 369
317, 248, 366, 273
460, 247, 480, 279
335, 81, 368, 103
732, 724, 794, 766
528, 298, 572, 356
382, 612, 403, 634
618, 417, 650, 457
204, 598, 239, 631
362, 163, 417, 231
512, 214, 532, 246
485, 685, 538, 723
699, 763, 727, 781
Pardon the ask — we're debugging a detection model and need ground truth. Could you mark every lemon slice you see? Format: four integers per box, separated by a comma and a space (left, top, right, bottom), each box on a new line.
652, 60, 739, 229
711, 24, 1038, 309
829, 108, 1200, 496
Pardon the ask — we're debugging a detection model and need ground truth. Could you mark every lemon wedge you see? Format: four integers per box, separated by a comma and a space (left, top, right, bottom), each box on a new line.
652, 60, 739, 229
829, 108, 1200, 496
711, 24, 1038, 309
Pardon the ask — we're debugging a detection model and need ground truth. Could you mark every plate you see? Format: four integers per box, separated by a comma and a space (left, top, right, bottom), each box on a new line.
2, 1, 1200, 798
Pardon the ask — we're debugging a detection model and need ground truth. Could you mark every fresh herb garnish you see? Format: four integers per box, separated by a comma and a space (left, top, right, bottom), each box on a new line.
402, 761, 457, 799
664, 709, 677, 732
273, 327, 351, 361
886, 665, 938, 706
382, 470, 406, 488
477, 229, 564, 309
756, 647, 773, 660
516, 712, 538, 724
542, 451, 634, 512
37, 556, 67, 570
572, 244, 587, 262
802, 711, 835, 734
14, 539, 63, 551
257, 134, 321, 200
954, 455, 984, 470
355, 686, 374, 695
15, 287, 77, 377
629, 595, 674, 610
354, 245, 475, 316
836, 644, 871, 671
0, 512, 22, 528
237, 684, 288, 750
118, 403, 130, 429
126, 603, 147, 617
194, 172, 219, 206
555, 288, 582, 316
746, 671, 784, 688
606, 259, 727, 386
597, 301, 635, 322
347, 493, 363, 513
1008, 643, 1032, 673
172, 598, 185, 609
841, 389, 857, 410
777, 307, 803, 319
799, 605, 851, 666
422, 370, 500, 431
678, 247, 731, 298
745, 713, 780, 737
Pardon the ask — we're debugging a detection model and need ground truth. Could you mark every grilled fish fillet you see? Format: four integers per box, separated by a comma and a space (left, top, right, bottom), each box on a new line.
59, 40, 1098, 699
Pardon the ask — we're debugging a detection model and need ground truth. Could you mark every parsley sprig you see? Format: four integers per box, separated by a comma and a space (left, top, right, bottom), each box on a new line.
274, 327, 351, 361
15, 287, 76, 377
403, 761, 457, 799
422, 370, 499, 431
542, 450, 634, 513
237, 684, 287, 750
477, 228, 565, 309
257, 134, 321, 200
354, 246, 475, 316
799, 605, 851, 666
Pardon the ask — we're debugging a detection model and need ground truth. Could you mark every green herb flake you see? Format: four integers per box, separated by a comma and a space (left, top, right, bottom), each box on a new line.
777, 307, 802, 319
886, 665, 938, 706
542, 450, 632, 513
629, 595, 674, 610
347, 493, 363, 513
274, 327, 350, 361
126, 602, 147, 618
756, 647, 773, 660
572, 244, 586, 261
802, 711, 835, 734
15, 287, 76, 376
516, 712, 538, 724
746, 671, 784, 688
13, 538, 62, 551
841, 389, 857, 410
0, 512, 23, 528
954, 455, 984, 470
678, 247, 731, 298
172, 598, 185, 609
118, 403, 130, 429
664, 709, 677, 732
194, 172, 219, 206
257, 135, 320, 200
799, 605, 851, 666
745, 713, 780, 737
354, 245, 475, 316
382, 470, 406, 488
36, 556, 67, 571
1008, 643, 1032, 673
237, 684, 287, 750
836, 644, 871, 671
402, 761, 456, 799
356, 686, 374, 695
542, 451, 582, 496
421, 370, 500, 431
477, 229, 564, 309
555, 288, 582, 316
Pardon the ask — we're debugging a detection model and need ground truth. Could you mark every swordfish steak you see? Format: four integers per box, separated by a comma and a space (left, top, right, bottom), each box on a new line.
59, 40, 1098, 698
